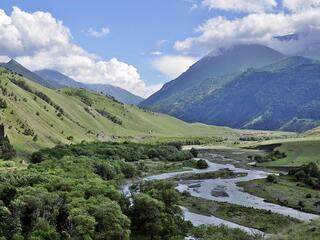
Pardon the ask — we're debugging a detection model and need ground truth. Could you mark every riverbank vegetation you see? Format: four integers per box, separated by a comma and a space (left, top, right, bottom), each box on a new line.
177, 169, 247, 181
239, 175, 320, 214
0, 141, 199, 239
181, 196, 299, 234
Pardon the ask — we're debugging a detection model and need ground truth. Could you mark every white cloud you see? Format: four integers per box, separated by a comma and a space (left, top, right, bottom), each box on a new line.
202, 0, 277, 13
86, 27, 110, 38
283, 0, 320, 12
152, 55, 198, 79
0, 7, 157, 97
189, 3, 199, 11
155, 39, 167, 47
151, 51, 163, 56
174, 7, 320, 56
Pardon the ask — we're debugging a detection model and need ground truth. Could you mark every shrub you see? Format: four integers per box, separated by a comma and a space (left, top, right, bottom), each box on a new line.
0, 136, 16, 160
295, 170, 306, 181
190, 148, 199, 158
267, 174, 278, 183
196, 159, 209, 169
67, 136, 74, 141
30, 152, 43, 163
0, 98, 7, 108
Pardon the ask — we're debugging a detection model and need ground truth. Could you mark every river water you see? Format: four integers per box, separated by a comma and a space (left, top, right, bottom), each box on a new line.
124, 155, 320, 235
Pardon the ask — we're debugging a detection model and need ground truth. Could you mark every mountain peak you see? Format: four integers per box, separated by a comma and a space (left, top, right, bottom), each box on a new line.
6, 59, 22, 66
140, 44, 284, 108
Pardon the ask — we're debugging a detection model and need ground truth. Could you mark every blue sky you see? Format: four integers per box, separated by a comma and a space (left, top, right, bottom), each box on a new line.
0, 0, 319, 97
0, 0, 213, 86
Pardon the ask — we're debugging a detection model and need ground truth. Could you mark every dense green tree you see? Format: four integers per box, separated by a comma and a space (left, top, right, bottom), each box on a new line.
131, 193, 165, 239
30, 219, 60, 240
0, 136, 16, 160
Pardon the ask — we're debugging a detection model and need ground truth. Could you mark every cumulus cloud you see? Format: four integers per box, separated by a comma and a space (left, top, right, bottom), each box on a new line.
86, 27, 110, 38
202, 0, 277, 13
174, 7, 320, 56
152, 55, 198, 79
0, 7, 157, 97
283, 0, 320, 12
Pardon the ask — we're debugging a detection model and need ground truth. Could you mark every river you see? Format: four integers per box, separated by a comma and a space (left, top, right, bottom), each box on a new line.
123, 153, 320, 236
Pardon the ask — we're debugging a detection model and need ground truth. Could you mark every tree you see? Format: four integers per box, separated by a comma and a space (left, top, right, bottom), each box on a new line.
87, 197, 130, 240
30, 152, 43, 163
131, 194, 165, 239
0, 98, 7, 108
0, 206, 20, 239
0, 136, 16, 160
190, 148, 199, 158
295, 170, 306, 181
30, 219, 60, 240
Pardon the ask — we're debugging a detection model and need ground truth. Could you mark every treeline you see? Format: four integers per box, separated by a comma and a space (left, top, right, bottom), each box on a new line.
30, 141, 194, 163
251, 150, 286, 163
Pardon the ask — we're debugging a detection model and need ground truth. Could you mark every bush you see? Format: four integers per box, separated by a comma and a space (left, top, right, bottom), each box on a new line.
0, 98, 7, 108
67, 136, 74, 141
267, 174, 278, 183
30, 152, 43, 163
0, 136, 16, 160
196, 159, 209, 169
95, 109, 122, 125
190, 148, 199, 158
295, 170, 306, 181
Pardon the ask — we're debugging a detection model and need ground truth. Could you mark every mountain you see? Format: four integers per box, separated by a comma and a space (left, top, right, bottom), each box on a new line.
0, 59, 55, 88
85, 83, 143, 105
35, 69, 86, 89
176, 56, 320, 132
140, 44, 285, 109
36, 69, 144, 105
0, 66, 235, 156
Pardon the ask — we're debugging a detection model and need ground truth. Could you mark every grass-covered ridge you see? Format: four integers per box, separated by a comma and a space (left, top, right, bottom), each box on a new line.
0, 67, 238, 157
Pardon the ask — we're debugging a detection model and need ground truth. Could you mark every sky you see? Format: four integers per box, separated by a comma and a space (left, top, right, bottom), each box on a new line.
0, 0, 320, 97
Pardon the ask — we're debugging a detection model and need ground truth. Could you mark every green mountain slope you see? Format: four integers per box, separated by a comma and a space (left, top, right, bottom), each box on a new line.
142, 56, 320, 132
140, 44, 284, 109
0, 59, 54, 88
0, 67, 236, 156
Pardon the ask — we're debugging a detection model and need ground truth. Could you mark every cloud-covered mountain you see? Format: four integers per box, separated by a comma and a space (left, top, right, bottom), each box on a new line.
141, 44, 320, 132
140, 44, 284, 109
177, 56, 320, 132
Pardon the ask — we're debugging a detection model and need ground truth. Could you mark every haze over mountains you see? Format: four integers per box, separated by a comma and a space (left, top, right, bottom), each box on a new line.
0, 60, 144, 105
36, 69, 144, 105
140, 44, 320, 132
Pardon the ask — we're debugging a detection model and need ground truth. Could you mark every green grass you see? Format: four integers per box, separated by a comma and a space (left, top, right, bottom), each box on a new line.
239, 176, 320, 214
0, 68, 241, 157
1, 67, 288, 159
253, 139, 320, 167
181, 196, 299, 234
268, 220, 320, 240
